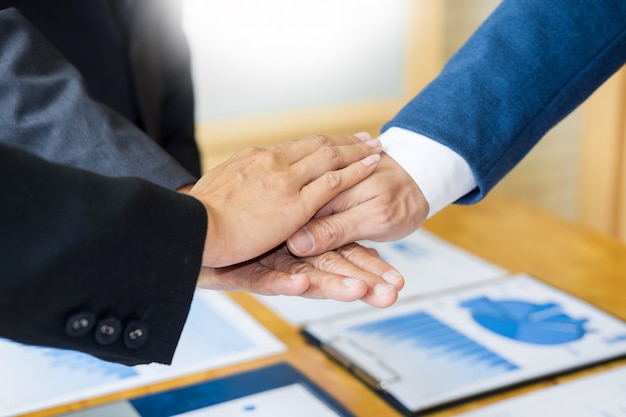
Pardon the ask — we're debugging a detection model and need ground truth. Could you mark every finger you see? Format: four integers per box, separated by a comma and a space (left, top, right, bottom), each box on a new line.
273, 133, 370, 165
287, 205, 371, 256
263, 245, 400, 307
299, 153, 380, 217
260, 248, 370, 302
299, 248, 399, 308
197, 264, 310, 296
291, 136, 382, 184
361, 279, 399, 308
311, 179, 365, 220
336, 243, 404, 291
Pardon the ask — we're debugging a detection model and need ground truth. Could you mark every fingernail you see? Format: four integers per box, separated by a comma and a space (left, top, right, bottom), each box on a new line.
383, 270, 403, 286
343, 277, 363, 287
374, 283, 395, 297
361, 154, 381, 166
288, 227, 315, 253
354, 131, 371, 141
365, 138, 381, 148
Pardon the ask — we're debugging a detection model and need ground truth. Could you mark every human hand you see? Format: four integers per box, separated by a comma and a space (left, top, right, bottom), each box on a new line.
197, 243, 403, 308
190, 133, 382, 267
176, 184, 193, 194
287, 151, 429, 257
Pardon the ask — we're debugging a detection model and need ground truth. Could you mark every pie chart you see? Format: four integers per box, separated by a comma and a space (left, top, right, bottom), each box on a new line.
461, 297, 588, 345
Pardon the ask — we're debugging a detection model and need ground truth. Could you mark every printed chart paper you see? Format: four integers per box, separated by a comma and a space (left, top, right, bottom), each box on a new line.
60, 363, 355, 417
0, 290, 285, 417
304, 275, 626, 415
256, 229, 507, 324
171, 384, 345, 417
455, 365, 626, 417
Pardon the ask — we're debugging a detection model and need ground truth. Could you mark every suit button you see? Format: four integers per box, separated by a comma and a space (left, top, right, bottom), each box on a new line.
65, 312, 96, 337
95, 317, 122, 345
124, 321, 148, 349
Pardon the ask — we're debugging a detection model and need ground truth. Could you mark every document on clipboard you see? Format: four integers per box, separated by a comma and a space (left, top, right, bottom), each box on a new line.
303, 274, 626, 416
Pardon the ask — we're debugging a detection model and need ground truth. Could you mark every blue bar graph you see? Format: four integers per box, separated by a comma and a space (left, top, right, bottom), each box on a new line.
346, 311, 518, 395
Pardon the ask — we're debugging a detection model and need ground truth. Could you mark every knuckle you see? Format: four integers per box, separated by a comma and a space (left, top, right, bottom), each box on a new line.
315, 217, 345, 244
280, 138, 297, 147
321, 171, 342, 190
238, 145, 262, 156
335, 242, 361, 258
266, 253, 289, 271
308, 134, 330, 145
232, 145, 265, 164
315, 251, 343, 271
318, 144, 339, 161
289, 261, 311, 275
271, 139, 295, 154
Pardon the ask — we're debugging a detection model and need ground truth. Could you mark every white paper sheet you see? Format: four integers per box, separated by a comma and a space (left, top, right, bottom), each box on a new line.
0, 290, 284, 417
455, 365, 626, 417
256, 229, 507, 324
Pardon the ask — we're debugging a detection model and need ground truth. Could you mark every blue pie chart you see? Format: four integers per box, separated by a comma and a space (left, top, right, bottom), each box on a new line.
461, 297, 588, 345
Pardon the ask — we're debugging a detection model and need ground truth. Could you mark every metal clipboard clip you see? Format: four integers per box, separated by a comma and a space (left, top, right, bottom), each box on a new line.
321, 336, 400, 391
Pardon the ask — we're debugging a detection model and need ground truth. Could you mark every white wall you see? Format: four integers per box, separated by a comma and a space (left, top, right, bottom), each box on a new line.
182, 0, 410, 121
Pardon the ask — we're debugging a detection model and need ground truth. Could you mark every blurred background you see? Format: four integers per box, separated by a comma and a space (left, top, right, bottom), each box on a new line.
182, 0, 626, 242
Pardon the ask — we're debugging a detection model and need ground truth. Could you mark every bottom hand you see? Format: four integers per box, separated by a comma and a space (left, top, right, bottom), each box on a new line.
197, 243, 403, 308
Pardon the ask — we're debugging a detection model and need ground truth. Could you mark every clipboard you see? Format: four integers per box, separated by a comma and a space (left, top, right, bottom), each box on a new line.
303, 274, 626, 415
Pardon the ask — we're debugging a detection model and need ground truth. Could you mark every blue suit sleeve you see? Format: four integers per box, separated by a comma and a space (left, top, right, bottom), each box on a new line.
384, 0, 626, 203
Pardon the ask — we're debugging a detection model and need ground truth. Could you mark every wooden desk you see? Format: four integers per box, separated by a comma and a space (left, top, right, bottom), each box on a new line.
30, 193, 626, 417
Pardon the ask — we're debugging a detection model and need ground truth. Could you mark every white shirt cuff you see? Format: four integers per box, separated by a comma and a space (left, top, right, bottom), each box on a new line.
378, 127, 477, 218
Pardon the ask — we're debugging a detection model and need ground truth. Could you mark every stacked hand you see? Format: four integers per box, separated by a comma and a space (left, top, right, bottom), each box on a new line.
189, 133, 382, 267
287, 150, 430, 256
188, 133, 405, 308
197, 243, 403, 308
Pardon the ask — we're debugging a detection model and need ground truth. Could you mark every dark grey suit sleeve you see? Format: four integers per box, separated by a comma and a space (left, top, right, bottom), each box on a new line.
0, 7, 196, 190
128, 0, 202, 177
0, 142, 207, 365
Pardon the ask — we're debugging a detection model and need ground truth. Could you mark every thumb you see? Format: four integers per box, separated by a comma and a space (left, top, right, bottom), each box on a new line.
287, 215, 353, 256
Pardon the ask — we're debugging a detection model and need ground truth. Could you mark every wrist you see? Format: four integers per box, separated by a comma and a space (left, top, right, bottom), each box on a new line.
176, 184, 194, 194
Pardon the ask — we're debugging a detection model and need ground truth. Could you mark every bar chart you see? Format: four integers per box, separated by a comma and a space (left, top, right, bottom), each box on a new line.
347, 310, 518, 396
